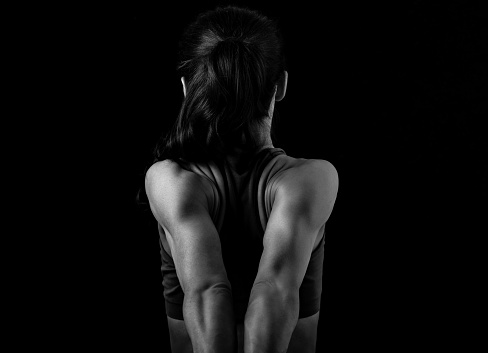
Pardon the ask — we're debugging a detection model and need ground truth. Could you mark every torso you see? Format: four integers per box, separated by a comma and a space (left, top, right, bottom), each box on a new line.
159, 148, 325, 257
160, 147, 325, 352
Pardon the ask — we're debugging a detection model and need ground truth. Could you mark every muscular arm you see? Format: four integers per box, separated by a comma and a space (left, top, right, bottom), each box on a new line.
244, 160, 339, 353
146, 160, 236, 353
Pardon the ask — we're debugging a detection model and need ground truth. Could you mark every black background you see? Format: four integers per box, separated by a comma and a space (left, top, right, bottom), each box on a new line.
51, 0, 487, 351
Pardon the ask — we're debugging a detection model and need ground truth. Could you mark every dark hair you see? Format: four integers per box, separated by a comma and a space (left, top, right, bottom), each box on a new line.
136, 6, 286, 208
154, 5, 286, 164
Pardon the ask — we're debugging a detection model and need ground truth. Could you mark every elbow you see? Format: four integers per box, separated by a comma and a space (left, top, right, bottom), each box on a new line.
245, 281, 300, 347
250, 280, 300, 313
252, 278, 300, 300
185, 280, 233, 297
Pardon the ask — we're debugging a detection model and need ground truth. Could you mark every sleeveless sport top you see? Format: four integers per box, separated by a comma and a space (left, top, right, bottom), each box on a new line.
158, 147, 325, 323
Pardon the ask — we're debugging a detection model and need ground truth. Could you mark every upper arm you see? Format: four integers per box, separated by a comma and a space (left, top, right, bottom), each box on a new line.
145, 160, 229, 294
255, 160, 339, 292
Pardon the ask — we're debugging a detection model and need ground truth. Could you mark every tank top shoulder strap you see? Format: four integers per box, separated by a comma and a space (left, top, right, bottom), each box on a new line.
253, 147, 288, 232
172, 147, 287, 234
173, 157, 227, 232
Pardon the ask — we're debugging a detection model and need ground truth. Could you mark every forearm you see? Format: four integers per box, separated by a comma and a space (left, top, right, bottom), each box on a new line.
183, 283, 237, 353
244, 282, 299, 353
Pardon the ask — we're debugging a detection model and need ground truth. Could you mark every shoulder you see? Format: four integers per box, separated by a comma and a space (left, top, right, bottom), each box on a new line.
146, 159, 209, 190
145, 160, 212, 215
294, 158, 338, 180
274, 158, 338, 194
146, 160, 185, 194
271, 158, 338, 223
145, 159, 188, 179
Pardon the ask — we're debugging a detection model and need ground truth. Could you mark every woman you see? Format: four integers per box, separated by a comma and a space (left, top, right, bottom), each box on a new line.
144, 6, 338, 353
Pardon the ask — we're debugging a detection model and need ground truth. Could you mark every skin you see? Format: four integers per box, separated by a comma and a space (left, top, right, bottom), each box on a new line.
167, 311, 320, 353
146, 72, 339, 352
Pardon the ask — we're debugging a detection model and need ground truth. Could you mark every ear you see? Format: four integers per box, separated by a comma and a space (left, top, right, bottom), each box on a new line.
181, 76, 187, 97
275, 71, 288, 102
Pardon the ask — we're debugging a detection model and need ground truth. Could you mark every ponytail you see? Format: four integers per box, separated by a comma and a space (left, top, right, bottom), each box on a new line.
153, 6, 286, 164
